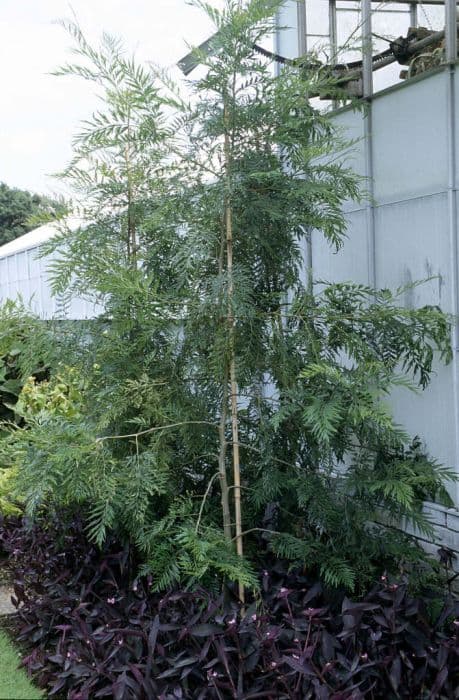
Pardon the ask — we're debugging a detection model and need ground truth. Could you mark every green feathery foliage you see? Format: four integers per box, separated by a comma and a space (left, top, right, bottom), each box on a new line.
1, 0, 456, 594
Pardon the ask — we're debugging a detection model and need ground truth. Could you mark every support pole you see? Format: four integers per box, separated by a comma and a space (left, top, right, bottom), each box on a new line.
362, 0, 373, 98
329, 0, 338, 64
297, 1, 313, 290
297, 0, 307, 55
445, 0, 459, 504
445, 0, 458, 64
362, 0, 375, 290
329, 0, 339, 110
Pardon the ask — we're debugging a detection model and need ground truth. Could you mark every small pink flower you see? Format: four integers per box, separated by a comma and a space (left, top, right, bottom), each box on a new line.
277, 586, 291, 599
251, 613, 257, 622
118, 639, 123, 646
292, 654, 299, 660
360, 653, 368, 661
270, 661, 277, 669
107, 597, 115, 605
227, 617, 236, 626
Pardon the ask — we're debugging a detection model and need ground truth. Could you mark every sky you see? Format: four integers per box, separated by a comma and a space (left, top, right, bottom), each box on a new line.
0, 0, 225, 198
2, 1, 446, 200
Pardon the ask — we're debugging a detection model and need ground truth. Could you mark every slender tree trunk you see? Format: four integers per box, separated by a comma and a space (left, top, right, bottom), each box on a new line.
224, 101, 245, 603
125, 142, 137, 268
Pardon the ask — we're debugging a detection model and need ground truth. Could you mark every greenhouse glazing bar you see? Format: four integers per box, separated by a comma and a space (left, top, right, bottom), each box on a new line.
362, 0, 373, 97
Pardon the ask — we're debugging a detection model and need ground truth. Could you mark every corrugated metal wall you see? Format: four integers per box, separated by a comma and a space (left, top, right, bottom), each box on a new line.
0, 244, 100, 320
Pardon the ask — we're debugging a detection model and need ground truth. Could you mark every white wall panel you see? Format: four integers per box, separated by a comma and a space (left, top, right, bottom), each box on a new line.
374, 193, 450, 307
312, 209, 369, 285
390, 361, 457, 501
332, 109, 366, 214
40, 272, 54, 316
68, 297, 91, 320
28, 249, 41, 278
276, 3, 300, 59
0, 259, 8, 290
372, 73, 448, 204
15, 252, 26, 282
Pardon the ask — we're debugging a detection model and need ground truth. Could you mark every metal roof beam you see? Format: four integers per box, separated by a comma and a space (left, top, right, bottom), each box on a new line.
329, 1, 452, 5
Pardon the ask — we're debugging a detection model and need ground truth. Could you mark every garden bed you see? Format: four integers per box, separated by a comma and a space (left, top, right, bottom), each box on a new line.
0, 514, 457, 700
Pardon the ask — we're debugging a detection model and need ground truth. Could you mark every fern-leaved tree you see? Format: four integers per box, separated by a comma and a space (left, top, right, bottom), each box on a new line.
1, 0, 456, 595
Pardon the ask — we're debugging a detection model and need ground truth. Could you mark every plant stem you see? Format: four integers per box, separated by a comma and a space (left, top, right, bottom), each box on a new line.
96, 420, 217, 442
195, 471, 220, 534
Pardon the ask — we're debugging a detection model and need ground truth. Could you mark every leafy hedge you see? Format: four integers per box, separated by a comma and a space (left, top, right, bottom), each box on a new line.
1, 514, 458, 699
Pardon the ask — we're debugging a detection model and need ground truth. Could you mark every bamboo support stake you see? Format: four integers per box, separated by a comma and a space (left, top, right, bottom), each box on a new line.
218, 201, 233, 543
218, 369, 233, 541
227, 211, 245, 604
224, 101, 245, 604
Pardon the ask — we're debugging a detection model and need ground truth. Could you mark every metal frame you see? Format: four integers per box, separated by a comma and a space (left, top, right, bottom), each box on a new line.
333, 1, 448, 4
299, 1, 458, 96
